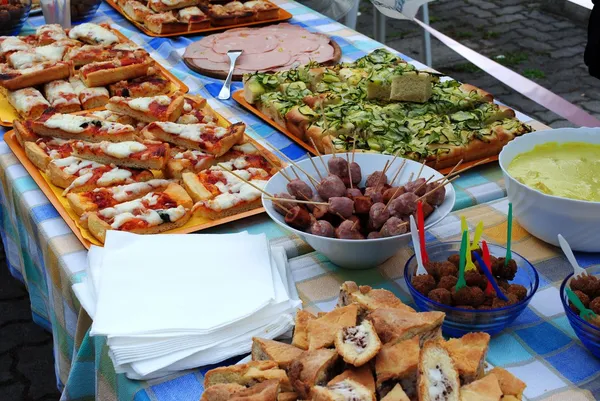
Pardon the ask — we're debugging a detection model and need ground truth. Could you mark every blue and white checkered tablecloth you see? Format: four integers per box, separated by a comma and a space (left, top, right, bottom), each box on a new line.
3, 1, 594, 401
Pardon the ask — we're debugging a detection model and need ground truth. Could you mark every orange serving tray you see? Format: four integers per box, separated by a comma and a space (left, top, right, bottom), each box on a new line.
0, 28, 189, 128
5, 101, 281, 249
105, 0, 292, 38
232, 90, 545, 175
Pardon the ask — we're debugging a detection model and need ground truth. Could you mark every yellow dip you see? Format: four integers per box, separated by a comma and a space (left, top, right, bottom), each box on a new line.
507, 142, 600, 202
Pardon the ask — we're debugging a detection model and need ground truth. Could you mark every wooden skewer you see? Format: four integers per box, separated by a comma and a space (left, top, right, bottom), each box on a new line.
447, 158, 490, 179
348, 157, 353, 189
407, 172, 414, 183
413, 175, 435, 194
265, 196, 328, 206
385, 185, 405, 209
416, 160, 427, 179
351, 136, 357, 163
250, 143, 291, 182
444, 159, 464, 180
217, 164, 274, 197
265, 143, 319, 186
310, 138, 329, 174
387, 150, 402, 173
389, 159, 407, 186
416, 175, 460, 203
351, 219, 360, 231
375, 160, 390, 190
307, 153, 324, 181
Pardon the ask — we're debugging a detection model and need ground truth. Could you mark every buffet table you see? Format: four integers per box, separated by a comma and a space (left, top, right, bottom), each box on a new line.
0, 1, 596, 400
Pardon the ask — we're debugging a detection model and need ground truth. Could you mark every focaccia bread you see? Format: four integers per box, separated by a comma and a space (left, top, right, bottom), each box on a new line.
108, 75, 170, 98
165, 147, 215, 179
66, 179, 172, 216
145, 11, 188, 34
122, 0, 154, 22
0, 61, 71, 90
149, 0, 199, 12
86, 183, 193, 243
79, 56, 154, 87
70, 78, 110, 109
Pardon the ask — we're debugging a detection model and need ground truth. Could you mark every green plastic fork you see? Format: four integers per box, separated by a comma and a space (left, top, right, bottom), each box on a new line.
566, 287, 598, 321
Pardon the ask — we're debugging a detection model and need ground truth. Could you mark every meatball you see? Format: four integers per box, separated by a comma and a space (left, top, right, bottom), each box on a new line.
412, 274, 436, 296
437, 275, 458, 291
508, 284, 528, 301
365, 170, 388, 188
465, 270, 487, 290
437, 261, 458, 280
570, 275, 600, 298
590, 297, 600, 315
428, 288, 453, 305
424, 261, 441, 277
496, 279, 510, 290
452, 286, 485, 307
492, 292, 519, 308
569, 290, 590, 313
447, 254, 460, 268
317, 175, 347, 200
404, 177, 427, 196
367, 231, 383, 239
272, 193, 297, 215
493, 258, 518, 280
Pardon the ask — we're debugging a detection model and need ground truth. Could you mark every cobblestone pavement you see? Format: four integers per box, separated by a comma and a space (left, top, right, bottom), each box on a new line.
1, 2, 595, 400
0, 243, 60, 400
356, 0, 599, 128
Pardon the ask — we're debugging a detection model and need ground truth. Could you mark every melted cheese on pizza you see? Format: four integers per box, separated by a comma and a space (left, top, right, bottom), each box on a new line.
106, 179, 171, 202
35, 43, 66, 62
155, 122, 229, 142
7, 88, 49, 114
70, 79, 109, 104
232, 143, 259, 155
178, 6, 205, 22
52, 156, 104, 175
0, 37, 31, 55
43, 114, 133, 135
8, 50, 46, 69
96, 168, 133, 186
98, 192, 186, 229
44, 80, 80, 107
196, 167, 268, 211
126, 95, 171, 112
68, 23, 119, 46
36, 24, 68, 42
76, 141, 148, 158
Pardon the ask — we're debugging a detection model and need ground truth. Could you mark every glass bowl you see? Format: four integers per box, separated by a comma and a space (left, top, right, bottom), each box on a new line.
404, 241, 539, 337
70, 0, 102, 21
560, 265, 600, 358
0, 0, 31, 36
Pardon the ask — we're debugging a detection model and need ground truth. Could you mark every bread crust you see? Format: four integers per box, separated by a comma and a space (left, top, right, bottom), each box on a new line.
13, 120, 39, 146
106, 94, 184, 123
288, 349, 339, 399
192, 197, 262, 220
72, 141, 170, 170
306, 304, 358, 350
0, 63, 70, 91
251, 338, 304, 370
24, 141, 52, 170
291, 310, 316, 350
366, 308, 444, 345
443, 332, 490, 385
80, 59, 153, 87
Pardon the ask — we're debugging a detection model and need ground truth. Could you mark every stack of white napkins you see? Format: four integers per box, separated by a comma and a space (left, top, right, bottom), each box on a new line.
72, 231, 301, 380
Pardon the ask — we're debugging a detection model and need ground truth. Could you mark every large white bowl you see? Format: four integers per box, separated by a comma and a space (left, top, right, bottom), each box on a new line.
499, 127, 600, 252
263, 153, 456, 269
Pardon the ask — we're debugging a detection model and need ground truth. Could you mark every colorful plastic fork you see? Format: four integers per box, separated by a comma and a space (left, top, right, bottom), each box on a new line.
558, 234, 587, 279
566, 287, 598, 321
471, 221, 484, 250
461, 216, 477, 271
455, 230, 468, 291
473, 252, 509, 302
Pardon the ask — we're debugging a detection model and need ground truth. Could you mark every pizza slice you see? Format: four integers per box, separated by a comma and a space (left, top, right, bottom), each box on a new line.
66, 178, 172, 215
217, 143, 279, 175
30, 112, 136, 143
7, 87, 50, 119
82, 109, 137, 125
72, 139, 170, 170
149, 0, 199, 12
208, 2, 254, 26
142, 121, 245, 156
36, 24, 68, 45
79, 56, 154, 88
183, 165, 270, 218
177, 6, 210, 30
106, 93, 185, 123
165, 147, 215, 179
108, 75, 170, 98
122, 0, 154, 23
0, 61, 71, 91
24, 137, 73, 170
86, 183, 193, 243
0, 37, 32, 57
68, 23, 120, 46
13, 119, 40, 146
176, 96, 217, 124
43, 80, 82, 113
145, 11, 188, 35
46, 156, 154, 195
69, 78, 110, 110
244, 1, 279, 21
7, 49, 47, 70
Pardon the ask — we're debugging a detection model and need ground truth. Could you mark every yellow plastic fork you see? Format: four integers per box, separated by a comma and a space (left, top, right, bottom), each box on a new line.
461, 216, 477, 271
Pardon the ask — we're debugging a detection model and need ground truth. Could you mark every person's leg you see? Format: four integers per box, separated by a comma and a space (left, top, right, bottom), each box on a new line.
585, 2, 600, 78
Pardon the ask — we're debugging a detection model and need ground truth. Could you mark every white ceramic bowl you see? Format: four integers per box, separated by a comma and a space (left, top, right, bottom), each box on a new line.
263, 153, 456, 269
499, 127, 600, 252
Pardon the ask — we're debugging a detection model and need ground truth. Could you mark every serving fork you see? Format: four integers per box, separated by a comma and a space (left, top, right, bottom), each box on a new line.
218, 50, 243, 100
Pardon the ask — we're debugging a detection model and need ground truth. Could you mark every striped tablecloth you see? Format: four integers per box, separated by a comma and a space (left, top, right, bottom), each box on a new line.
0, 1, 584, 400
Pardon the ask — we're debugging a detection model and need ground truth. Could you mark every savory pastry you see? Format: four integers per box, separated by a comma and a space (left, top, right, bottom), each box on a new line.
230, 380, 281, 401
459, 374, 502, 401
375, 336, 420, 398
142, 121, 245, 156
43, 80, 82, 113
84, 110, 136, 125
106, 93, 185, 123
306, 304, 358, 350
277, 392, 298, 401
71, 140, 170, 170
165, 147, 216, 178
251, 338, 304, 370
201, 383, 245, 401
29, 113, 136, 143
145, 11, 188, 35
7, 87, 50, 119
366, 308, 444, 345
291, 310, 317, 350
485, 367, 526, 400
149, 0, 199, 12
68, 23, 120, 46
338, 281, 415, 317
0, 61, 71, 90
328, 366, 376, 394
416, 340, 461, 401
380, 384, 409, 401
312, 379, 375, 401
288, 349, 339, 399
443, 332, 490, 384
23, 137, 73, 170
177, 6, 210, 30
204, 361, 291, 392
69, 78, 110, 110
108, 75, 171, 98
79, 56, 154, 87
334, 320, 381, 367
66, 179, 172, 216
122, 0, 154, 22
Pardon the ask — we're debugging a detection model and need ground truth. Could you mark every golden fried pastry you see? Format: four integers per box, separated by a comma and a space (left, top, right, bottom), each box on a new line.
252, 338, 304, 369
334, 320, 381, 367
230, 380, 281, 401
288, 349, 339, 399
379, 384, 409, 401
366, 308, 444, 345
205, 361, 291, 391
201, 383, 246, 401
338, 281, 415, 317
328, 365, 376, 394
375, 336, 420, 398
460, 374, 502, 401
307, 305, 358, 350
292, 310, 317, 350
417, 340, 461, 401
486, 367, 526, 399
312, 379, 375, 401
443, 332, 490, 384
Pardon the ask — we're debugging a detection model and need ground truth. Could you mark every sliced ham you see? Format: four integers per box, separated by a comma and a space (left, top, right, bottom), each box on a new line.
184, 43, 229, 63
236, 47, 291, 71
213, 33, 279, 54
188, 58, 230, 72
